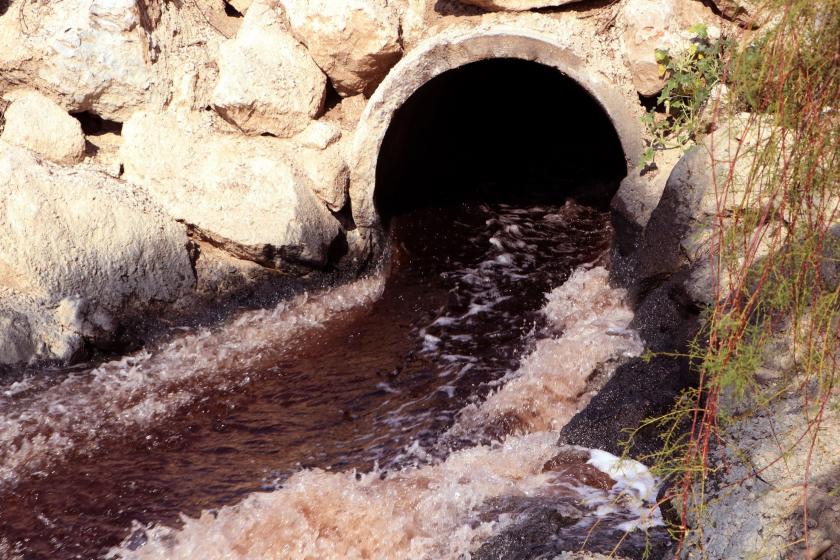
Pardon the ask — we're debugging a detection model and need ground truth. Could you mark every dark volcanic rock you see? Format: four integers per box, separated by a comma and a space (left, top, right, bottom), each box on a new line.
558, 355, 695, 458
472, 500, 582, 560
630, 278, 700, 353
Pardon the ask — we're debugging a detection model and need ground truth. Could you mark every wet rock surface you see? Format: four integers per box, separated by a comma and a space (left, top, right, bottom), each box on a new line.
473, 507, 672, 560
558, 355, 694, 458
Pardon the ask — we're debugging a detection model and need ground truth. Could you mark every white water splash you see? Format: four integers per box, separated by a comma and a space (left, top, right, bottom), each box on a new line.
111, 266, 660, 559
109, 434, 662, 560
586, 449, 662, 532
449, 266, 643, 436
0, 276, 385, 487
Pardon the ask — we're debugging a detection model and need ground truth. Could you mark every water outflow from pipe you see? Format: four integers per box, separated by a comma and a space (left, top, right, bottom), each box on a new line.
0, 200, 662, 559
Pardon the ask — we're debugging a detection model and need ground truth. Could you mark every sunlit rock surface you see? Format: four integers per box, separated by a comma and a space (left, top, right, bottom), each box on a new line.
0, 91, 86, 165
0, 141, 195, 364
120, 111, 342, 269
0, 0, 156, 120
618, 0, 719, 96
278, 0, 403, 96
212, 0, 327, 137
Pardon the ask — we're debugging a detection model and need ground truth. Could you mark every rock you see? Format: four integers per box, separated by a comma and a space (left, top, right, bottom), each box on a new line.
0, 0, 156, 120
704, 0, 758, 27
212, 0, 327, 137
0, 140, 196, 364
297, 141, 349, 211
685, 390, 840, 558
120, 111, 342, 269
610, 146, 683, 244
632, 114, 780, 306
471, 482, 673, 559
0, 305, 35, 365
336, 94, 368, 130
0, 91, 86, 164
294, 120, 341, 150
558, 355, 696, 458
630, 281, 700, 353
618, 0, 719, 96
279, 0, 403, 96
227, 0, 253, 14
458, 0, 583, 11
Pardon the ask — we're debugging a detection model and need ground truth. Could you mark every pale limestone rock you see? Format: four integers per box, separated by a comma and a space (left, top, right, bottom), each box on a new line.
0, 0, 155, 120
1, 91, 86, 164
294, 120, 341, 150
120, 111, 342, 269
619, 0, 718, 96
212, 0, 327, 137
337, 94, 368, 130
292, 122, 350, 210
279, 0, 403, 96
0, 306, 35, 365
637, 114, 782, 306
298, 141, 349, 212
227, 0, 254, 14
612, 146, 682, 231
0, 140, 196, 364
458, 0, 583, 11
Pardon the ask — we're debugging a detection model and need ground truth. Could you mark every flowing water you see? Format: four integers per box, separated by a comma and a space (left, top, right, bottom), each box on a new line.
0, 200, 666, 560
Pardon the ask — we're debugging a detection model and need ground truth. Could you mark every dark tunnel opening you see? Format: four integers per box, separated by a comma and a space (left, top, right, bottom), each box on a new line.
374, 58, 628, 222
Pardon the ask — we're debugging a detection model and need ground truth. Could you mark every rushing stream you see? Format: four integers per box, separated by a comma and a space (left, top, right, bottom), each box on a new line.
0, 199, 667, 559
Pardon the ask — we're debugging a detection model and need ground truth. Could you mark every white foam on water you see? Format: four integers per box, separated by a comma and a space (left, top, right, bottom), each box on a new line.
109, 434, 661, 560
111, 266, 662, 559
586, 450, 663, 532
0, 537, 23, 560
449, 266, 643, 436
0, 276, 385, 487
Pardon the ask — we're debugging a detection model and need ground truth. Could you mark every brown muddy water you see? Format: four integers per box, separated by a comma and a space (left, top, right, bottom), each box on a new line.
0, 200, 667, 560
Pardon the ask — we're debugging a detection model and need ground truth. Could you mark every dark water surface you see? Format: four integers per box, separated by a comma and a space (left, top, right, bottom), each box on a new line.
0, 200, 613, 559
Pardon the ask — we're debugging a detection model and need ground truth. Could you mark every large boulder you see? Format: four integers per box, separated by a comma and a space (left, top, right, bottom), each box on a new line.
1, 90, 86, 164
0, 141, 196, 364
0, 0, 157, 120
618, 0, 719, 96
278, 0, 402, 96
120, 111, 343, 270
211, 0, 327, 137
457, 0, 583, 10
633, 114, 779, 307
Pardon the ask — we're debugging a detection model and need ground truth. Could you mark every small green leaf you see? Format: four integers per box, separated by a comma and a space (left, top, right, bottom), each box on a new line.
688, 23, 708, 38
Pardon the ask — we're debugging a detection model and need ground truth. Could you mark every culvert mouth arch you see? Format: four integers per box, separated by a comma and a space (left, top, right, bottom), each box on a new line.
349, 26, 645, 235
374, 57, 627, 220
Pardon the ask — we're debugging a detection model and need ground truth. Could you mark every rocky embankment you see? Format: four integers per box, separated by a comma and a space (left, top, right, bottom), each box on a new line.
563, 115, 840, 558
0, 0, 749, 367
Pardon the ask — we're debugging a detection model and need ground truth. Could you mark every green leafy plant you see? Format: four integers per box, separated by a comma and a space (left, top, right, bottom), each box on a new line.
641, 24, 731, 167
